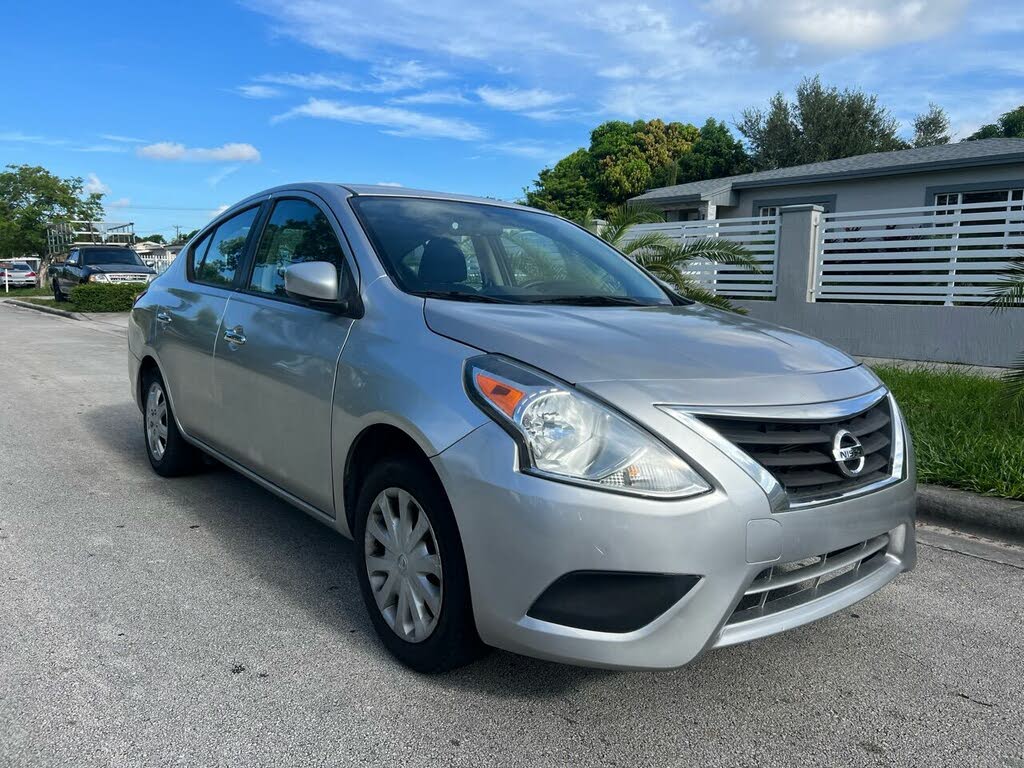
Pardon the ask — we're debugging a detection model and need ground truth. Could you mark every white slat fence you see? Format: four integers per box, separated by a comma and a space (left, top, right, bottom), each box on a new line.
621, 215, 779, 298
814, 200, 1024, 305
147, 254, 176, 274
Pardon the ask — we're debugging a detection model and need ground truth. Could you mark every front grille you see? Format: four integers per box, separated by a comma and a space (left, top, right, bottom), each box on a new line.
730, 534, 890, 619
699, 397, 894, 505
105, 273, 150, 283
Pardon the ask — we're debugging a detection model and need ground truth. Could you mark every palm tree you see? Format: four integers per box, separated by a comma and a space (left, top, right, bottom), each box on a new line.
987, 255, 1024, 408
578, 204, 762, 313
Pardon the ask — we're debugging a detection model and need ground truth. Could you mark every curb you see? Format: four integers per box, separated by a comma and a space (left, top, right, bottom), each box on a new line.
917, 484, 1024, 541
4, 298, 84, 320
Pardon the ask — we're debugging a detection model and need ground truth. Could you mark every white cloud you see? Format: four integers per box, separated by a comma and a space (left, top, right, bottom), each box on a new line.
256, 71, 357, 90
597, 64, 638, 80
489, 140, 574, 162
207, 165, 241, 187
237, 84, 282, 99
210, 204, 231, 218
708, 0, 969, 53
369, 60, 447, 92
245, 0, 1021, 160
392, 90, 470, 105
255, 60, 446, 96
74, 143, 128, 153
0, 131, 68, 145
108, 197, 131, 209
476, 86, 567, 112
84, 173, 110, 195
101, 134, 147, 144
274, 98, 486, 140
138, 142, 262, 162
376, 181, 404, 187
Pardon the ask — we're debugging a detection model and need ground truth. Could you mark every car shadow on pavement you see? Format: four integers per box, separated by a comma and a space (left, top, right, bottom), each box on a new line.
85, 402, 623, 695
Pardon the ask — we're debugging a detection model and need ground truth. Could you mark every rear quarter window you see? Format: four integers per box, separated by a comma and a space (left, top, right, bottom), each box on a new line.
189, 207, 259, 287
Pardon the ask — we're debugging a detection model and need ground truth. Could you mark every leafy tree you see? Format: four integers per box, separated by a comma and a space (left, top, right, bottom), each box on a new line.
523, 149, 601, 221
577, 203, 761, 313
675, 119, 752, 183
176, 228, 200, 244
912, 103, 952, 147
0, 165, 104, 259
138, 233, 166, 244
738, 76, 908, 170
966, 105, 1024, 140
525, 119, 700, 218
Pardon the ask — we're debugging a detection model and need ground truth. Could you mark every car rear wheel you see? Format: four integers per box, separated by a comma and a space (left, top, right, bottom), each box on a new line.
353, 457, 485, 673
52, 280, 65, 302
142, 369, 200, 477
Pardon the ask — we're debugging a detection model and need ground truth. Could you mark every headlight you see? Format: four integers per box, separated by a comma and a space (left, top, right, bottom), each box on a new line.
88, 273, 109, 283
465, 355, 710, 498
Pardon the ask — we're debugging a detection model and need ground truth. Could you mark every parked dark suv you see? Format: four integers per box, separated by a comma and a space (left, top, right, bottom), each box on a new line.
51, 245, 156, 301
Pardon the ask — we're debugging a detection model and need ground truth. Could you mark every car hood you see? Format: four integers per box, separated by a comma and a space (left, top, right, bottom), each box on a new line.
90, 263, 154, 274
425, 301, 880, 406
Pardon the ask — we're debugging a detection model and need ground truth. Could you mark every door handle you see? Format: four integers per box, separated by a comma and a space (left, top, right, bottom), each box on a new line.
223, 326, 246, 346
156, 312, 172, 324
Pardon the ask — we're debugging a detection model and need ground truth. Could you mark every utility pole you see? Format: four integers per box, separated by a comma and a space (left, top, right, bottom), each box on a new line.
173, 225, 182, 243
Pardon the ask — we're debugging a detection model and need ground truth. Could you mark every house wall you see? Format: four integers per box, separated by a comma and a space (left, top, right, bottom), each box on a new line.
734, 205, 1024, 367
712, 162, 1024, 219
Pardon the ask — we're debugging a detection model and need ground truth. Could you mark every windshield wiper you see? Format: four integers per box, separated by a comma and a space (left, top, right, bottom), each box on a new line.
416, 290, 520, 304
528, 295, 657, 306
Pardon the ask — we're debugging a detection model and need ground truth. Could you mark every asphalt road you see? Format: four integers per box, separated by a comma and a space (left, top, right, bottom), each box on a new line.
2, 301, 1023, 768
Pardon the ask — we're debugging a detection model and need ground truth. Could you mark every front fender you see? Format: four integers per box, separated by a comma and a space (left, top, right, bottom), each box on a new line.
330, 281, 490, 536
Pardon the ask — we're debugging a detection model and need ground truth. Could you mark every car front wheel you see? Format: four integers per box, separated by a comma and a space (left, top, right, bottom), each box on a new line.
353, 457, 484, 673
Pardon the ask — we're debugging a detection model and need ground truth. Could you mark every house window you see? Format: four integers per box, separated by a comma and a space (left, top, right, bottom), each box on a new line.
934, 188, 1024, 209
932, 187, 1024, 239
758, 206, 779, 218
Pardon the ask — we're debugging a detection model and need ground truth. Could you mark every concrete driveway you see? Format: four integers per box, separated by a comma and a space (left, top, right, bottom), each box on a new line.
1, 301, 1023, 768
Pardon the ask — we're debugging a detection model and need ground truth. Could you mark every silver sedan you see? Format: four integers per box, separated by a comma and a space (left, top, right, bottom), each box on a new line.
128, 184, 916, 672
0, 261, 38, 288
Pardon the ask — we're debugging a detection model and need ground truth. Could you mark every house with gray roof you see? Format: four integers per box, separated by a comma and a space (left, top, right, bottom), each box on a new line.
630, 138, 1024, 221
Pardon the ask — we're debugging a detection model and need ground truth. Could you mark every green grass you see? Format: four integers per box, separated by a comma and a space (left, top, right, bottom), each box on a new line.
875, 365, 1024, 499
1, 285, 51, 297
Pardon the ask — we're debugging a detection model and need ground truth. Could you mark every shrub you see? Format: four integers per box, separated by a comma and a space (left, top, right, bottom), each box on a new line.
68, 283, 146, 312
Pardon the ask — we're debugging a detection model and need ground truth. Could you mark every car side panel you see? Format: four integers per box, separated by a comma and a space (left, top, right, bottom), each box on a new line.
329, 276, 490, 537
150, 278, 232, 446
212, 292, 354, 514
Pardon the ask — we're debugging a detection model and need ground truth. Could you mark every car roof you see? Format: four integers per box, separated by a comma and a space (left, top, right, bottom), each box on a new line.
226, 182, 538, 214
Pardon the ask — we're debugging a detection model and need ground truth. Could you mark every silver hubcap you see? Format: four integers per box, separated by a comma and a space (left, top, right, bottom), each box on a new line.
364, 487, 443, 643
145, 382, 168, 461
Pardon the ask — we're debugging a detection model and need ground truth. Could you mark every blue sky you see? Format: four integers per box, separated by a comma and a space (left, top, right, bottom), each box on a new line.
2, 0, 1023, 238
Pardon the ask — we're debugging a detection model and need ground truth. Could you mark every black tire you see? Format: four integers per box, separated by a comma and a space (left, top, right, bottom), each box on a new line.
52, 280, 65, 302
141, 368, 200, 477
353, 457, 485, 673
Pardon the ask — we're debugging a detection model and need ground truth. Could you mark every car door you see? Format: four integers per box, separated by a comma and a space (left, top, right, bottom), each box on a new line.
211, 194, 358, 515
153, 205, 262, 446
61, 249, 80, 292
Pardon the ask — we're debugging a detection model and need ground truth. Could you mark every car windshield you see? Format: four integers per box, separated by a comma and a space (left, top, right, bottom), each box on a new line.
81, 248, 143, 266
10, 263, 31, 271
350, 196, 675, 306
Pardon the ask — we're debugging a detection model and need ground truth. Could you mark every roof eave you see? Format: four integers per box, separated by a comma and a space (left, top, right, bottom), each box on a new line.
731, 151, 1024, 191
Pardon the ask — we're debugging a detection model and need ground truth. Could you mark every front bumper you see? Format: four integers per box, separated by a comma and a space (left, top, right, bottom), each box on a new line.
432, 419, 916, 670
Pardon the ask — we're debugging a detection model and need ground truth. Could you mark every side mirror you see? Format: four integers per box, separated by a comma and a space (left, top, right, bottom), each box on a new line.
284, 261, 343, 305
145, 260, 156, 268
